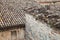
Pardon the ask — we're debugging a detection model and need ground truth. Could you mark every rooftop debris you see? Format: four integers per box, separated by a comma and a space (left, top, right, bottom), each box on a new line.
25, 5, 60, 29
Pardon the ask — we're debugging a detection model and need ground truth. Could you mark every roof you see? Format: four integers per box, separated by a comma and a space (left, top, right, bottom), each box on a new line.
0, 0, 42, 28
0, 0, 25, 28
0, 0, 41, 31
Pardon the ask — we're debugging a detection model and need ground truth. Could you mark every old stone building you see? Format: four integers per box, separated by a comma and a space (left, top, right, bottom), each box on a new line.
0, 0, 60, 40
0, 0, 25, 40
0, 0, 39, 40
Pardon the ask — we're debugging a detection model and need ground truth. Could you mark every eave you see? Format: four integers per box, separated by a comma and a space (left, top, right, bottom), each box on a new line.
0, 24, 25, 32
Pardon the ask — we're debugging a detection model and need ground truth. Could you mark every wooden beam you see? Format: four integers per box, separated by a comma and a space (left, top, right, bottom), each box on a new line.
0, 24, 25, 32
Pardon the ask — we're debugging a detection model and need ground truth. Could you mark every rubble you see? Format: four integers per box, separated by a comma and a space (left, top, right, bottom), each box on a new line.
25, 5, 60, 29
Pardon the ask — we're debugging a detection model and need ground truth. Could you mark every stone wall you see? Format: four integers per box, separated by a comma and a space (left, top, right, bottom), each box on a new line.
0, 28, 25, 40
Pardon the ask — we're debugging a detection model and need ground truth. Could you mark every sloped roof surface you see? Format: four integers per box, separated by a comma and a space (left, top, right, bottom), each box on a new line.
0, 0, 25, 27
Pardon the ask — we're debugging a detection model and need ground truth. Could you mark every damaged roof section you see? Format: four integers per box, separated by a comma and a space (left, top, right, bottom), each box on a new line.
25, 5, 60, 29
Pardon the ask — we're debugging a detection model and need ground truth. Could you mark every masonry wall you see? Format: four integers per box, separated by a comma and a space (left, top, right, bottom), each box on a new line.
0, 28, 25, 40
